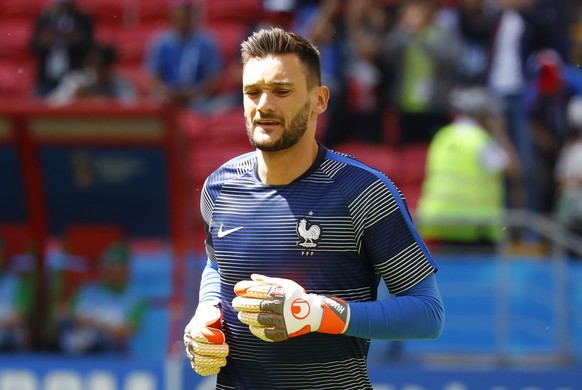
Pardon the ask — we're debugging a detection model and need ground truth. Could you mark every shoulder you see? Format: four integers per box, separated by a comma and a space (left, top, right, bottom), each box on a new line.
323, 147, 402, 203
324, 147, 395, 183
150, 30, 178, 48
195, 30, 218, 45
204, 151, 257, 191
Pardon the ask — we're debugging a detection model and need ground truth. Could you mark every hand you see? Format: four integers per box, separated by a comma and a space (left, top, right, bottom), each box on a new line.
183, 301, 229, 376
232, 274, 350, 342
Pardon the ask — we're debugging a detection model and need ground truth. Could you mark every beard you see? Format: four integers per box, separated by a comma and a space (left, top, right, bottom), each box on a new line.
246, 100, 311, 152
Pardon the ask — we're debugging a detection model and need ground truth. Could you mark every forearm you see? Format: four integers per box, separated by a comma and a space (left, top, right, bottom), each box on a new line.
345, 273, 444, 340
198, 257, 221, 304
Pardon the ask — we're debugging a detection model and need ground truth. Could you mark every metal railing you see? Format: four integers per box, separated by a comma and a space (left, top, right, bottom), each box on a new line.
413, 209, 581, 367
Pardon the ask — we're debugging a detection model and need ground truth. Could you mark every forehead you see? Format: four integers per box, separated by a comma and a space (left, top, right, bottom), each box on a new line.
243, 54, 308, 88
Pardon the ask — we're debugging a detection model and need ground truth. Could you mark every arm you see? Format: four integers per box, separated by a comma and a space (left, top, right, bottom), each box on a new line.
345, 273, 444, 340
184, 257, 228, 376
198, 257, 221, 304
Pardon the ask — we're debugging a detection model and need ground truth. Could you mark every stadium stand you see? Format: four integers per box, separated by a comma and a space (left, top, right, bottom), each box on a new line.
2, 3, 580, 389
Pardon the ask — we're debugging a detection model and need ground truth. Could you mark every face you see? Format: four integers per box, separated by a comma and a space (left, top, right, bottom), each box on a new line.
242, 54, 326, 152
171, 5, 194, 35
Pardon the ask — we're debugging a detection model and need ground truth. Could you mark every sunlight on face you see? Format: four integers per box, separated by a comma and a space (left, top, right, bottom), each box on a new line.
243, 55, 314, 152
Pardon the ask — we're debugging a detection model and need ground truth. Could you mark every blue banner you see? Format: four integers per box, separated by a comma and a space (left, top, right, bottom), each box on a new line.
0, 145, 27, 222
39, 147, 170, 237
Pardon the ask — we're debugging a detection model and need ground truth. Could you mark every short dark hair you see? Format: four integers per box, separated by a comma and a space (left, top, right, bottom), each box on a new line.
241, 27, 322, 88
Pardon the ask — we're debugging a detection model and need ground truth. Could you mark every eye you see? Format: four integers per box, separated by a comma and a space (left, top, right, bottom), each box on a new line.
275, 89, 291, 96
244, 89, 260, 97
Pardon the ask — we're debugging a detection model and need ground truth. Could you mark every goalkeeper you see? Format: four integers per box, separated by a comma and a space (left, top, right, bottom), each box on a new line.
184, 27, 444, 389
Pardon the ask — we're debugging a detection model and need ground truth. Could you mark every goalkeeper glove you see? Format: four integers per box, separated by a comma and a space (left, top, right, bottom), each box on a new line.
232, 274, 350, 342
183, 301, 229, 376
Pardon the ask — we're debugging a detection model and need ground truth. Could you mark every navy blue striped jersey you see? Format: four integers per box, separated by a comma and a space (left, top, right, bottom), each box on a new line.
200, 144, 438, 389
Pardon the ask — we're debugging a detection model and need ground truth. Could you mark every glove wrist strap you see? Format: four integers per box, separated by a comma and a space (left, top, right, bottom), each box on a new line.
317, 296, 350, 334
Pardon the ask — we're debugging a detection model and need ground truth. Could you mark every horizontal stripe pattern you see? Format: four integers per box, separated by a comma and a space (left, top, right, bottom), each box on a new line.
198, 146, 435, 389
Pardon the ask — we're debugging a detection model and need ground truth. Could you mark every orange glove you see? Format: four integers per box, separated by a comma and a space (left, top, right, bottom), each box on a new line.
183, 301, 229, 376
232, 274, 350, 342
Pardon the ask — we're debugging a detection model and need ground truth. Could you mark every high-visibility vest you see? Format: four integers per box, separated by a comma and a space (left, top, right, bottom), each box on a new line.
416, 122, 505, 242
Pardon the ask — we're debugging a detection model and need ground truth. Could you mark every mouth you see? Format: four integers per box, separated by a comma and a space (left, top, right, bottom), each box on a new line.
255, 118, 282, 128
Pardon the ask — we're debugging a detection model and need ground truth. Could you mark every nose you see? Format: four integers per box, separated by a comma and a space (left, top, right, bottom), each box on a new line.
256, 91, 274, 113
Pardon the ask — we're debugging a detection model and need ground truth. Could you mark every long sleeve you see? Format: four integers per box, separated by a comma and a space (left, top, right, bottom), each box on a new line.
198, 257, 221, 304
345, 273, 444, 340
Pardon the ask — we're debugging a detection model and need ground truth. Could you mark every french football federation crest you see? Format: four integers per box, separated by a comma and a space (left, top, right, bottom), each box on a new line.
296, 218, 321, 248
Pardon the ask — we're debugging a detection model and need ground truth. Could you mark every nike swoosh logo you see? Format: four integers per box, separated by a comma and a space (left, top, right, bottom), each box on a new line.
217, 224, 243, 238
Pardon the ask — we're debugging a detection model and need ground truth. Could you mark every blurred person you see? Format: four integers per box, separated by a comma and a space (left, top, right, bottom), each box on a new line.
59, 242, 146, 354
526, 49, 582, 217
291, 0, 347, 144
320, 0, 392, 146
144, 0, 224, 113
43, 241, 89, 351
382, 0, 463, 145
28, 0, 95, 97
0, 236, 38, 351
486, 0, 546, 243
416, 87, 520, 252
454, 0, 500, 86
553, 96, 582, 239
183, 27, 443, 388
48, 44, 137, 106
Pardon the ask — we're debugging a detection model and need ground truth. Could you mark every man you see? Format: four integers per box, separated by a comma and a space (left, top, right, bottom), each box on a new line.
48, 44, 137, 105
0, 236, 37, 351
59, 242, 145, 354
144, 0, 223, 112
28, 0, 94, 96
416, 87, 520, 252
183, 27, 444, 389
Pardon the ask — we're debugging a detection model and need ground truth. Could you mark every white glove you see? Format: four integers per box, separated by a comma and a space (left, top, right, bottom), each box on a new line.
183, 301, 229, 376
232, 274, 350, 342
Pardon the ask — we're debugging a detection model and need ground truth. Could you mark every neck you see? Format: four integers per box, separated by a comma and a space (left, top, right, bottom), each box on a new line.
257, 138, 319, 185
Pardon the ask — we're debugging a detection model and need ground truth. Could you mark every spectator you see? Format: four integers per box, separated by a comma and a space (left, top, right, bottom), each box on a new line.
526, 49, 582, 216
58, 242, 146, 355
416, 87, 520, 252
486, 0, 544, 242
28, 0, 94, 97
48, 44, 137, 106
381, 0, 463, 145
292, 0, 347, 144
0, 236, 38, 351
144, 0, 224, 113
318, 0, 392, 146
554, 96, 582, 238
454, 0, 500, 87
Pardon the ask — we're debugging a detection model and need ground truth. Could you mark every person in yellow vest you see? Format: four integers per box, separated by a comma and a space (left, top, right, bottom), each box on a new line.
416, 87, 520, 251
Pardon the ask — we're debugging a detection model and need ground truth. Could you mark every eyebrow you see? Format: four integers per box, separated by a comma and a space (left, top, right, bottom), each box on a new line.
243, 81, 294, 90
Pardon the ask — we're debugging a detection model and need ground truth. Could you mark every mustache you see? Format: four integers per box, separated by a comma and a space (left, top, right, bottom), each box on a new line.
252, 115, 283, 124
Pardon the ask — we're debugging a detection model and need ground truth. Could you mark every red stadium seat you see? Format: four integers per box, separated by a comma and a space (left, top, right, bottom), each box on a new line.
0, 0, 46, 21
62, 224, 125, 271
0, 223, 33, 258
398, 183, 422, 214
333, 142, 401, 183
399, 142, 429, 186
77, 0, 129, 26
177, 109, 210, 144
0, 59, 35, 98
135, 0, 170, 24
204, 0, 263, 25
188, 142, 253, 184
206, 22, 247, 62
96, 24, 164, 65
0, 20, 34, 61
207, 107, 247, 146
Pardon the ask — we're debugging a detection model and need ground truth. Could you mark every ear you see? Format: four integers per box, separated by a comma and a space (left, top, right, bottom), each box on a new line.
312, 85, 330, 115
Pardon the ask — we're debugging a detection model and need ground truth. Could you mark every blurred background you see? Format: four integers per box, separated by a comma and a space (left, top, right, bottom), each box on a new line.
0, 0, 581, 389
